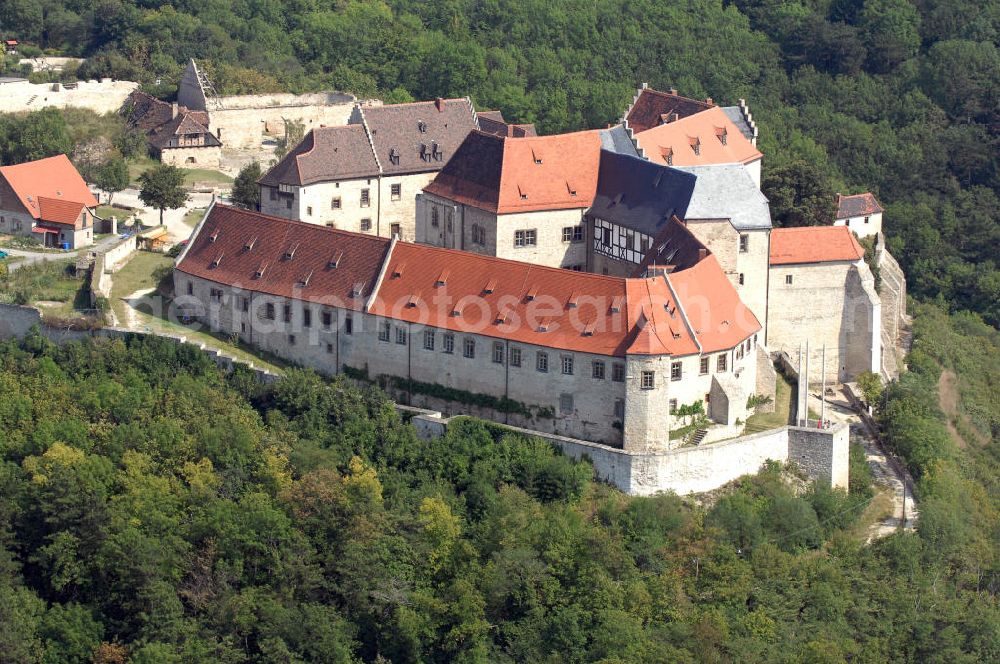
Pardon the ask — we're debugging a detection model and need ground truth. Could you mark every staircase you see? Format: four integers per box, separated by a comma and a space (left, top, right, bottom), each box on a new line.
26, 95, 37, 106
690, 428, 708, 446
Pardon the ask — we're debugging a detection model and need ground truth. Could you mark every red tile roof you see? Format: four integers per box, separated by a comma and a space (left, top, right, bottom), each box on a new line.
769, 226, 866, 265
38, 196, 86, 227
624, 88, 715, 134
0, 154, 98, 219
175, 205, 389, 309
424, 130, 602, 214
835, 192, 883, 218
668, 255, 761, 352
477, 110, 538, 138
179, 206, 759, 358
632, 107, 762, 168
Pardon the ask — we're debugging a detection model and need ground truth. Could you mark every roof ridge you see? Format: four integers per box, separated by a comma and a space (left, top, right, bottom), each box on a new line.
210, 204, 388, 245
354, 104, 383, 174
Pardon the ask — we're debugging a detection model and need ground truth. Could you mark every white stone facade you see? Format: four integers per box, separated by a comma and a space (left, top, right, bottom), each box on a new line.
834, 210, 882, 238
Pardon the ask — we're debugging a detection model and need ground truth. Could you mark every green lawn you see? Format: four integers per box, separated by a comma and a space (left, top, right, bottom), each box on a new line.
110, 251, 285, 373
96, 205, 136, 220
130, 157, 233, 188
745, 366, 796, 434
183, 208, 207, 227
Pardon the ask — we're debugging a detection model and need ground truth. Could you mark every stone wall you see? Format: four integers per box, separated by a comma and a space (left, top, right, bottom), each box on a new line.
210, 101, 356, 150
0, 79, 139, 114
787, 424, 850, 489
160, 145, 222, 170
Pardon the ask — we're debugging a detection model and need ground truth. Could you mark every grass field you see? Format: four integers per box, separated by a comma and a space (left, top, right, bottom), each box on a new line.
129, 158, 233, 188
183, 208, 207, 227
745, 367, 796, 434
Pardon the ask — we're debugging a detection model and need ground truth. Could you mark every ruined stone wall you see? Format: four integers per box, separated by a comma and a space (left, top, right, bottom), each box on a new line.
0, 79, 139, 114
160, 145, 222, 170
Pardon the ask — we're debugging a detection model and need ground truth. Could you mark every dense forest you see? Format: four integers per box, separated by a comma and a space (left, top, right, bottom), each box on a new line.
0, 328, 995, 663
0, 0, 997, 325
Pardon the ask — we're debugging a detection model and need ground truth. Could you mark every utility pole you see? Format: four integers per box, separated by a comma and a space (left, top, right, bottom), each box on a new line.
821, 344, 826, 427
805, 340, 810, 426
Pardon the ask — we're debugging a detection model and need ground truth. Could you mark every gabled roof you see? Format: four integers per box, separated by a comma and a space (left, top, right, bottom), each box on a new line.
424, 130, 602, 214
359, 98, 478, 176
633, 106, 762, 168
632, 216, 709, 277
477, 110, 538, 138
175, 205, 389, 308
179, 206, 759, 358
259, 125, 379, 187
721, 106, 756, 142
0, 154, 98, 219
836, 192, 883, 219
668, 255, 761, 352
624, 87, 715, 134
770, 226, 865, 265
148, 112, 221, 150
38, 197, 86, 227
680, 164, 772, 230
123, 90, 210, 133
590, 150, 696, 237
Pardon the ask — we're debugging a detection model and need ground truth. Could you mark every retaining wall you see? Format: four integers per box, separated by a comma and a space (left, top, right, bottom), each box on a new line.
0, 79, 139, 114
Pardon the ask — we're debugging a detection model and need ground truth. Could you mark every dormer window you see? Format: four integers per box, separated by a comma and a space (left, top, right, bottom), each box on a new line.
431, 142, 443, 161
297, 270, 313, 287
282, 244, 299, 260
210, 253, 223, 268
690, 137, 701, 155
327, 251, 344, 269
388, 148, 400, 166
419, 143, 429, 162
417, 120, 427, 133
243, 237, 257, 251
351, 282, 365, 298
209, 231, 219, 243
253, 263, 267, 279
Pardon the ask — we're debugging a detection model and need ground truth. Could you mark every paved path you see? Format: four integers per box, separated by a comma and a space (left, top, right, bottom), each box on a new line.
806, 388, 918, 540
111, 189, 217, 245
2, 234, 122, 272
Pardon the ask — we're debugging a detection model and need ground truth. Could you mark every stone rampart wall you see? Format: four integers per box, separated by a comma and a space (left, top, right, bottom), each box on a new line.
0, 79, 139, 114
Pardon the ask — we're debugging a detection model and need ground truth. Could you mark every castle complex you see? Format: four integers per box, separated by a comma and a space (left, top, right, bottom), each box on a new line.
174, 86, 906, 491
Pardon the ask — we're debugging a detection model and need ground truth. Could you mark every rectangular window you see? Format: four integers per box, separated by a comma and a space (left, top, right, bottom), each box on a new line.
360, 189, 370, 207
739, 273, 745, 285
242, 297, 249, 313
270, 188, 277, 201
493, 342, 504, 364
361, 218, 372, 232
332, 197, 341, 210
463, 337, 475, 359
303, 308, 311, 328
509, 346, 521, 367
423, 329, 435, 350
559, 393, 574, 414
307, 206, 313, 216
322, 311, 332, 328
670, 362, 682, 381
536, 352, 548, 373
288, 334, 296, 345
514, 229, 537, 247
379, 321, 390, 342
443, 332, 455, 354
669, 399, 678, 414
344, 315, 353, 335
187, 282, 193, 295
717, 354, 727, 372
391, 183, 401, 201
562, 226, 583, 242
641, 370, 655, 389
210, 288, 223, 301
612, 363, 625, 382
561, 355, 574, 375
286, 198, 292, 210
283, 304, 292, 323
326, 343, 333, 354
390, 223, 401, 238
739, 234, 749, 253
265, 303, 275, 320
785, 274, 793, 285
700, 356, 709, 375
614, 399, 625, 419
395, 327, 407, 345
592, 361, 605, 380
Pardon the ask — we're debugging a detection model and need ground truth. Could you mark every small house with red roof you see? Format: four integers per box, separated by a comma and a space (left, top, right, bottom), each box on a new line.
174, 203, 763, 449
833, 192, 883, 238
767, 226, 880, 382
3, 40, 18, 54
0, 154, 98, 249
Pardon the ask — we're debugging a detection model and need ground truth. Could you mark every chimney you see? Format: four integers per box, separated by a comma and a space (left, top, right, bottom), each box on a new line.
668, 88, 678, 95
705, 97, 714, 105
171, 102, 178, 119
698, 248, 707, 261
435, 97, 444, 112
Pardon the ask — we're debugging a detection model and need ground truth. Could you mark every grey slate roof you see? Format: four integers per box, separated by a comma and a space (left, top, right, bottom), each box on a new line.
678, 164, 772, 230
589, 150, 695, 237
259, 125, 379, 187
722, 107, 755, 142
358, 98, 478, 176
599, 125, 641, 158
